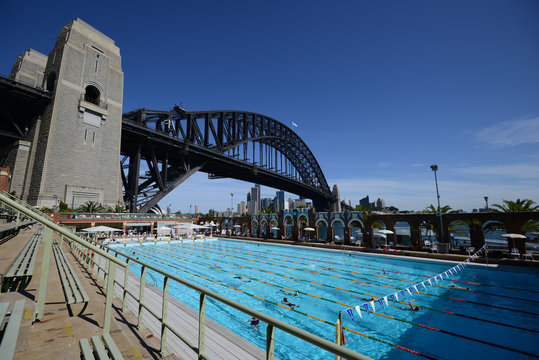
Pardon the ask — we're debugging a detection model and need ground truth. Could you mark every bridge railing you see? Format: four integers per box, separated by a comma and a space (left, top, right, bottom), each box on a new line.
0, 192, 371, 360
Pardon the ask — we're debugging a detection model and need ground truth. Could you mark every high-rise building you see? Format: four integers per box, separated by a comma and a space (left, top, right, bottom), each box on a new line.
359, 196, 370, 209
376, 198, 386, 209
249, 184, 261, 214
261, 198, 272, 210
194, 204, 199, 214
332, 184, 341, 212
237, 201, 247, 215
275, 190, 285, 212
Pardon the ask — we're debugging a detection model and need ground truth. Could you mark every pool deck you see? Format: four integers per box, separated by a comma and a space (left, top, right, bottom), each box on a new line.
0, 228, 265, 360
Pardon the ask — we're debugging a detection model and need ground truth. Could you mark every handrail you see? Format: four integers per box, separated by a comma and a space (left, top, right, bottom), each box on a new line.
0, 191, 53, 221
104, 244, 372, 360
0, 192, 125, 267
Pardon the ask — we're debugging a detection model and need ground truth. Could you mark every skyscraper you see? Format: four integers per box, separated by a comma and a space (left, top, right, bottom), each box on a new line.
276, 190, 285, 212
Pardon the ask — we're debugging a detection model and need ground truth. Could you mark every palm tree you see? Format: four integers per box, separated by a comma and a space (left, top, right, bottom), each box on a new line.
77, 201, 105, 213
490, 199, 539, 232
261, 207, 273, 214
491, 199, 538, 212
421, 204, 455, 239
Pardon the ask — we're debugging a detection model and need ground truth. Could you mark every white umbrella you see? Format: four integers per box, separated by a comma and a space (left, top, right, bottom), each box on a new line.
304, 227, 315, 231
501, 233, 527, 249
82, 226, 122, 233
378, 229, 394, 235
271, 227, 280, 230
233, 224, 242, 228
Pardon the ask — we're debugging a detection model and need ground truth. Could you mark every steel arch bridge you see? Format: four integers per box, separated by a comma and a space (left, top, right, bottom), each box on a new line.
121, 107, 336, 213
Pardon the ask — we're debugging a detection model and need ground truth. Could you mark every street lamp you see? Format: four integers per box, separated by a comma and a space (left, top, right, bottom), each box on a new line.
484, 196, 489, 212
430, 164, 444, 244
230, 193, 234, 217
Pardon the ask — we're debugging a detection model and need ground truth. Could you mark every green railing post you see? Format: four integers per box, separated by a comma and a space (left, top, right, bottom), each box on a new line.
160, 276, 170, 357
122, 259, 130, 312
104, 260, 116, 333
138, 265, 146, 330
16, 211, 20, 227
34, 227, 53, 322
198, 293, 206, 359
266, 324, 275, 360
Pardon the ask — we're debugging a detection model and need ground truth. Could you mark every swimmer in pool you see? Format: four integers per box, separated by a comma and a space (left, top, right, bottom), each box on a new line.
244, 317, 260, 331
279, 290, 298, 296
283, 298, 300, 308
409, 299, 420, 311
448, 283, 468, 290
234, 276, 251, 282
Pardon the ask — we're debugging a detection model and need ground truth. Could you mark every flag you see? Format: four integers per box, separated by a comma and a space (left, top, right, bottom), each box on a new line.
377, 298, 384, 308
390, 293, 397, 302
383, 296, 389, 306
355, 305, 363, 319
363, 303, 370, 314
406, 288, 413, 296
370, 300, 376, 312
347, 308, 354, 321
413, 285, 419, 292
400, 290, 406, 298
428, 279, 433, 286
292, 121, 298, 127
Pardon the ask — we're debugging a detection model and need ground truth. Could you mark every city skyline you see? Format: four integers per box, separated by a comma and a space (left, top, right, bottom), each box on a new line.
2, 1, 538, 213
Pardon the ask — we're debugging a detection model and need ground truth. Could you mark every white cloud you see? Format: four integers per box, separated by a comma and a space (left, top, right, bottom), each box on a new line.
474, 116, 539, 147
452, 164, 539, 178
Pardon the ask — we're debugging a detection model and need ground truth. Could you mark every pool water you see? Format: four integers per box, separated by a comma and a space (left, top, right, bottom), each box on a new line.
111, 239, 539, 360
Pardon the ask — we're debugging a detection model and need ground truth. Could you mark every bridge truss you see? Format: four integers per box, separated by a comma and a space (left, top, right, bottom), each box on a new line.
121, 107, 336, 213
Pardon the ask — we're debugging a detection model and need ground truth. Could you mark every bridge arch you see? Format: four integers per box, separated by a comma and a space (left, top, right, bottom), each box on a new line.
121, 108, 335, 213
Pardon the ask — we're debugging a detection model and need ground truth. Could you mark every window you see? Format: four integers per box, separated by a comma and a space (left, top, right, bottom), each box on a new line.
46, 72, 56, 91
84, 85, 100, 105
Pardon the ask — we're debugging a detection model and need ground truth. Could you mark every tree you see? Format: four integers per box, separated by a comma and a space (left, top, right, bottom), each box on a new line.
58, 201, 71, 212
491, 199, 538, 213
77, 201, 105, 213
261, 207, 273, 214
490, 199, 539, 232
108, 204, 127, 213
421, 204, 455, 238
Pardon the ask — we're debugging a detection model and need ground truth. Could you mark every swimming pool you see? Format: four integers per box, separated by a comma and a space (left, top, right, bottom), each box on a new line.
111, 239, 538, 360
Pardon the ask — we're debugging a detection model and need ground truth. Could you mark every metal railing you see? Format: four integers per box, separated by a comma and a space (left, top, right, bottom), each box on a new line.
0, 191, 53, 221
0, 192, 125, 332
0, 192, 371, 360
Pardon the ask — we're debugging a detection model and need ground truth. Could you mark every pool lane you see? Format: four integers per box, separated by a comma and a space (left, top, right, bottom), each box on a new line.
117, 243, 539, 359
204, 240, 538, 295
175, 242, 539, 316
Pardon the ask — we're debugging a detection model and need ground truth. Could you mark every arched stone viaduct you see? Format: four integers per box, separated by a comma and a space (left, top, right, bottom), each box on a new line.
205, 211, 539, 254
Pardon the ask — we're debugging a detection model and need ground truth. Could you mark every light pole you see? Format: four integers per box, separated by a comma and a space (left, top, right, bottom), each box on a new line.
230, 193, 234, 217
430, 164, 444, 245
484, 196, 489, 212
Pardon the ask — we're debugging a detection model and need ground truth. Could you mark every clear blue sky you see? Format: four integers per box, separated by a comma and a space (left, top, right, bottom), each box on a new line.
2, 1, 538, 213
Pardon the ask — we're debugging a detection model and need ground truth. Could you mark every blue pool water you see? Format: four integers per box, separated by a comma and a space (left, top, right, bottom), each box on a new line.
111, 239, 539, 360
